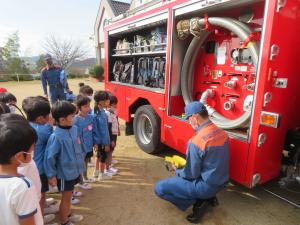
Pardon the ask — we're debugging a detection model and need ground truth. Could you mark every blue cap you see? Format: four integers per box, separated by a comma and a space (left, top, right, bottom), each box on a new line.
44, 54, 52, 60
184, 101, 206, 120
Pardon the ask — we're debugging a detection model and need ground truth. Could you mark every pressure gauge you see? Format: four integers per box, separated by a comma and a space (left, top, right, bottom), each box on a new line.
231, 48, 239, 64
231, 48, 253, 65
240, 48, 252, 64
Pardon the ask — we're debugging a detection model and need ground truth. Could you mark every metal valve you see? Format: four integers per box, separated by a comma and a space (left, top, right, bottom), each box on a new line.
224, 101, 234, 111
243, 83, 255, 91
224, 80, 237, 89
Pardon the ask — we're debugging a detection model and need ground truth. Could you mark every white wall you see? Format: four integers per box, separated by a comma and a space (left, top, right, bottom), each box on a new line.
99, 8, 111, 45
130, 0, 153, 9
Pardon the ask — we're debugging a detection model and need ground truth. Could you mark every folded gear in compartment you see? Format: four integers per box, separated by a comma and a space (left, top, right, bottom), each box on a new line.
137, 57, 166, 88
113, 60, 124, 82
150, 27, 167, 51
115, 38, 132, 54
134, 35, 151, 53
151, 57, 166, 88
137, 57, 152, 86
120, 62, 134, 83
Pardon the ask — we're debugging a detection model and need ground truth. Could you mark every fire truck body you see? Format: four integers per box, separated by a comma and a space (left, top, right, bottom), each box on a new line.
104, 0, 300, 188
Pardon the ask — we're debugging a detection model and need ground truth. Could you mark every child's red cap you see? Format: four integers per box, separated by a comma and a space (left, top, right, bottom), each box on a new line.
0, 87, 7, 93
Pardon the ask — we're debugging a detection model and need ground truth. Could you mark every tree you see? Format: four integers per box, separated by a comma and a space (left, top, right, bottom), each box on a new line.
1, 32, 30, 76
89, 64, 104, 81
2, 31, 20, 60
6, 58, 29, 74
43, 35, 87, 70
36, 55, 47, 72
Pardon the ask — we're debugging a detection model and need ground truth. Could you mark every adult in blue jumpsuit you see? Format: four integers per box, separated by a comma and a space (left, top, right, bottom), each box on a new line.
41, 54, 70, 104
155, 101, 229, 223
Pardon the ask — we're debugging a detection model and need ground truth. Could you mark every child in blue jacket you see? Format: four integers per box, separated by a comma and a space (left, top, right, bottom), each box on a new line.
74, 95, 96, 188
44, 101, 84, 225
22, 96, 54, 217
93, 91, 111, 181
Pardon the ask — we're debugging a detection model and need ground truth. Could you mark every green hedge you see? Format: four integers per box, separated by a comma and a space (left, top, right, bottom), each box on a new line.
89, 65, 104, 81
9, 74, 34, 81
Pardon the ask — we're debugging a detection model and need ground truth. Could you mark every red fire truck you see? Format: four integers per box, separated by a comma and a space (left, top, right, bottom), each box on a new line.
103, 0, 300, 188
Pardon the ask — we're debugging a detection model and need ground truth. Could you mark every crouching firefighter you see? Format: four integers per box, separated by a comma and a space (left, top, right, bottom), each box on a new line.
155, 101, 229, 223
41, 54, 70, 104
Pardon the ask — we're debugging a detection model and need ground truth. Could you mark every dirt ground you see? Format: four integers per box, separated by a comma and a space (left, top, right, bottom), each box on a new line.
3, 79, 300, 225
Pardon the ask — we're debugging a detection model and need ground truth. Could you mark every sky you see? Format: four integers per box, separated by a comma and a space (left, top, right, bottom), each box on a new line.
0, 0, 101, 58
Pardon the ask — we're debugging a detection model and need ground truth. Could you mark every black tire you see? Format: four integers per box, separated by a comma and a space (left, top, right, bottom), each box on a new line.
133, 105, 163, 154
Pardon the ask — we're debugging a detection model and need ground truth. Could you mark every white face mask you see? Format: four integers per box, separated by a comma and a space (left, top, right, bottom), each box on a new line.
15, 152, 33, 167
189, 117, 198, 130
8, 105, 16, 113
88, 96, 93, 101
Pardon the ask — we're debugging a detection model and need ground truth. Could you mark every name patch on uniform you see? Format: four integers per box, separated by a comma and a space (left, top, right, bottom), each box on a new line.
87, 125, 93, 131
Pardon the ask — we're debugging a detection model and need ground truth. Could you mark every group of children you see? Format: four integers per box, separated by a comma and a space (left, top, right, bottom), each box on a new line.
0, 84, 120, 225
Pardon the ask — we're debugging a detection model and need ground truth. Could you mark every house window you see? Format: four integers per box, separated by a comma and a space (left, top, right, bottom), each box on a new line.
103, 18, 109, 28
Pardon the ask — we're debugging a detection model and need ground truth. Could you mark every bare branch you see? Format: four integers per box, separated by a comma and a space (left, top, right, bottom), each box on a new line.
43, 35, 88, 70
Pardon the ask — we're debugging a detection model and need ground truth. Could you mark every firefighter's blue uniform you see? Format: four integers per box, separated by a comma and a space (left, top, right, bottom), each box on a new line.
41, 66, 69, 104
155, 119, 229, 211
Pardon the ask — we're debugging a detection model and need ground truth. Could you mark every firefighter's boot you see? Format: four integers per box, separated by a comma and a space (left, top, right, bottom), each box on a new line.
208, 196, 219, 207
186, 199, 210, 223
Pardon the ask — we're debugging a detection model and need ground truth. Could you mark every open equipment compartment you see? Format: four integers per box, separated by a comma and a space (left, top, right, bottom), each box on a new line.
107, 15, 168, 91
168, 0, 265, 141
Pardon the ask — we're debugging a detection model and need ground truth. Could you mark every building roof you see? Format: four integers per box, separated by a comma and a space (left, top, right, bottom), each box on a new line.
108, 0, 131, 16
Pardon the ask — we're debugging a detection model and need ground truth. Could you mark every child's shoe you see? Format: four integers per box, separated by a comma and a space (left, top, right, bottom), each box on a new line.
45, 198, 55, 207
60, 222, 73, 225
93, 170, 99, 178
44, 203, 59, 214
98, 172, 112, 181
44, 214, 55, 223
73, 191, 83, 197
109, 167, 118, 173
76, 183, 92, 190
47, 185, 59, 193
71, 197, 80, 205
83, 177, 96, 183
69, 213, 83, 223
105, 168, 117, 176
88, 162, 95, 167
112, 159, 118, 165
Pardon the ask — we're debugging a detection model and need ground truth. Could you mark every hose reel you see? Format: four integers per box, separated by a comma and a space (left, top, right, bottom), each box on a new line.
179, 16, 259, 129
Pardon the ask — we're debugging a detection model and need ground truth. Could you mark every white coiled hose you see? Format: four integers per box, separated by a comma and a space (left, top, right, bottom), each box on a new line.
181, 17, 259, 129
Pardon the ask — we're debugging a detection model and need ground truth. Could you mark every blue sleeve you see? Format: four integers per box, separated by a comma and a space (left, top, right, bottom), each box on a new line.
176, 142, 204, 179
92, 116, 99, 144
103, 114, 110, 145
41, 71, 47, 95
92, 114, 110, 145
92, 117, 97, 146
60, 69, 69, 90
40, 124, 53, 146
44, 135, 60, 178
74, 118, 85, 150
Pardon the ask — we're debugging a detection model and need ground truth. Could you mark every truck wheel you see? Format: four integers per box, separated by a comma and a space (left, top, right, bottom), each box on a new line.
134, 105, 162, 154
